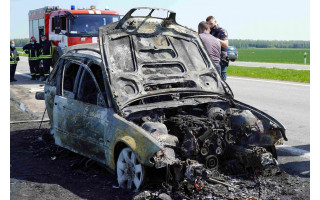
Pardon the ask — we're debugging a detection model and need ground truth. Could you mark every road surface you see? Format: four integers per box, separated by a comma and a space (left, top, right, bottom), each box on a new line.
231, 61, 310, 70
227, 76, 310, 177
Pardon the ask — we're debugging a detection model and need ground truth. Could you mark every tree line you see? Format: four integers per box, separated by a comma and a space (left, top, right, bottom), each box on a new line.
11, 38, 30, 47
229, 39, 310, 49
11, 38, 310, 49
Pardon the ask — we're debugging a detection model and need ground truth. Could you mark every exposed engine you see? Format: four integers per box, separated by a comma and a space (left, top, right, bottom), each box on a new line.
129, 102, 280, 175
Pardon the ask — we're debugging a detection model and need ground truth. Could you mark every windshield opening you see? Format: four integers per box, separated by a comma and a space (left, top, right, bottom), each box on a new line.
69, 14, 120, 37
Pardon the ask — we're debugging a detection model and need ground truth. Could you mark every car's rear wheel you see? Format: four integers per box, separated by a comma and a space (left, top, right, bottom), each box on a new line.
117, 147, 145, 190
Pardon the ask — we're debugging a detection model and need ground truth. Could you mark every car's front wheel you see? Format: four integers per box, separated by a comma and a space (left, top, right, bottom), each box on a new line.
116, 147, 145, 190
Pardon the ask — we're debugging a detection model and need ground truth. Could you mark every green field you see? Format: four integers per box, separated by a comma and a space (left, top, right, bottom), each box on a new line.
237, 48, 310, 65
228, 65, 310, 83
15, 47, 28, 56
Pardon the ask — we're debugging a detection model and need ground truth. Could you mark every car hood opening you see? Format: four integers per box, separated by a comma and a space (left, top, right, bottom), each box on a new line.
98, 7, 231, 110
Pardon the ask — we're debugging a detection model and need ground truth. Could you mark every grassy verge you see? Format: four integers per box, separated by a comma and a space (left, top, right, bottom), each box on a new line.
228, 65, 310, 83
16, 47, 28, 57
237, 48, 310, 65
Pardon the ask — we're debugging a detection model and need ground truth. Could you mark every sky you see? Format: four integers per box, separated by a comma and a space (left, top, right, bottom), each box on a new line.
10, 0, 310, 40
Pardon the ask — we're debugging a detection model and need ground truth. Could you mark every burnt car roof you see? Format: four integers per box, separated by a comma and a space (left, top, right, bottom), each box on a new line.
63, 43, 101, 60
98, 7, 232, 110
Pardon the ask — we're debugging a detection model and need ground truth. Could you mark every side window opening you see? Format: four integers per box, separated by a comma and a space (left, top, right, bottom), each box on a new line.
62, 63, 80, 98
78, 71, 99, 105
48, 58, 63, 86
89, 64, 105, 94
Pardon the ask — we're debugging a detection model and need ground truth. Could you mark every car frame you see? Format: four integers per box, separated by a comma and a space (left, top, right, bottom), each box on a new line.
37, 7, 287, 191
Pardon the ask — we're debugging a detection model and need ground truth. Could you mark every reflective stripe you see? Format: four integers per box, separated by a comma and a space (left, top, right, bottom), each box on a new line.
44, 74, 50, 77
30, 73, 36, 75
39, 55, 52, 59
10, 53, 18, 64
29, 57, 39, 60
28, 48, 39, 60
40, 45, 52, 59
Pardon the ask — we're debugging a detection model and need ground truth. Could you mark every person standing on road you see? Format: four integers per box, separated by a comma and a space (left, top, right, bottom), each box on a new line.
23, 36, 41, 80
39, 35, 52, 81
198, 21, 221, 75
206, 16, 229, 81
10, 40, 20, 82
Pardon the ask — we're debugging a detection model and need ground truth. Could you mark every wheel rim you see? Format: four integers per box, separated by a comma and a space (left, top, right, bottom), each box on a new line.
117, 147, 144, 190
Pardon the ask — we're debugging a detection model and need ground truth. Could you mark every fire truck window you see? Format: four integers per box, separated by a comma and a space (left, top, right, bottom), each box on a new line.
62, 63, 80, 99
61, 17, 66, 30
51, 18, 54, 31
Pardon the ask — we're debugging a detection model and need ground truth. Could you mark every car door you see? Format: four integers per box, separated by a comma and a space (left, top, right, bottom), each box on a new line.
72, 62, 113, 163
53, 59, 114, 164
44, 58, 63, 122
52, 59, 84, 154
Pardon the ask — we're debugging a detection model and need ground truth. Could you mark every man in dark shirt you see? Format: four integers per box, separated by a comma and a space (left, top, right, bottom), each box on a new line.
10, 40, 20, 82
198, 21, 221, 75
39, 35, 52, 81
23, 36, 42, 80
206, 16, 229, 81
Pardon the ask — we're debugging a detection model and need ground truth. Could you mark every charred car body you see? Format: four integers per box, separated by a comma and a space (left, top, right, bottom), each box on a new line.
37, 8, 287, 190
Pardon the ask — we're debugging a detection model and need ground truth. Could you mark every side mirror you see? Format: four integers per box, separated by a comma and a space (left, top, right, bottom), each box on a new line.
35, 92, 45, 100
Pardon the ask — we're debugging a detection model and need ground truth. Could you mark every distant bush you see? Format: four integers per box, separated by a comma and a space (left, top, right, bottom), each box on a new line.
10, 38, 29, 47
229, 39, 310, 49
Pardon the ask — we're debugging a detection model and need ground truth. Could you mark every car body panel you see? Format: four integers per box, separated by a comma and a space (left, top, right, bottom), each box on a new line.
99, 8, 227, 110
39, 8, 286, 182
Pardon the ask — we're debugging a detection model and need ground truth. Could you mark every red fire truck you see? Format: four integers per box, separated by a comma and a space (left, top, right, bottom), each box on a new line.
29, 5, 120, 61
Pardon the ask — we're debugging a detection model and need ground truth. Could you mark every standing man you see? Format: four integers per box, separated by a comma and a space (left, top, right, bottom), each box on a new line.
198, 21, 221, 75
206, 16, 229, 81
23, 36, 41, 80
10, 40, 20, 82
39, 35, 52, 81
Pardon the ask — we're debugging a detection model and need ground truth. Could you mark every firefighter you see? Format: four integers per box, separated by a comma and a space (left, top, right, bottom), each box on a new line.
10, 40, 20, 82
23, 36, 41, 80
39, 35, 52, 81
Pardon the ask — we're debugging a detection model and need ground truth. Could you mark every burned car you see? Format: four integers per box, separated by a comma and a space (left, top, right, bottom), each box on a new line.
37, 7, 287, 191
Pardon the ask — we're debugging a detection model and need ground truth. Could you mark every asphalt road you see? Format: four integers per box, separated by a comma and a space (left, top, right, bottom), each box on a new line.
231, 61, 310, 70
227, 76, 310, 177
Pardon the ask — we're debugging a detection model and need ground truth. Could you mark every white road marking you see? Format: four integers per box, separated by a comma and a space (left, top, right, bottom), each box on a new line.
228, 76, 310, 87
29, 88, 44, 93
276, 145, 310, 159
16, 71, 31, 78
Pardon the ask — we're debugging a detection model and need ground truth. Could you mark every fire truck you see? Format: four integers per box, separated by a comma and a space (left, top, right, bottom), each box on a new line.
28, 5, 120, 63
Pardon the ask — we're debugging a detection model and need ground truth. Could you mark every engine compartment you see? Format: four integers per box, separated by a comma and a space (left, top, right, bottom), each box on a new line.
127, 100, 282, 175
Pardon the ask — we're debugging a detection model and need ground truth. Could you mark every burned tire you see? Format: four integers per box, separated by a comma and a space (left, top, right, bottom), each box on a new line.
117, 147, 145, 190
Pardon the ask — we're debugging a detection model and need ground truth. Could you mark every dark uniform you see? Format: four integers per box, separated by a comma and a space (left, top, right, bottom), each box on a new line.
23, 42, 42, 80
10, 45, 20, 82
210, 25, 228, 81
39, 39, 52, 80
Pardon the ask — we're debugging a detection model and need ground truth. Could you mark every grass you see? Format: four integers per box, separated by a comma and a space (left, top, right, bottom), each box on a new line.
15, 47, 28, 56
237, 48, 310, 65
228, 65, 310, 83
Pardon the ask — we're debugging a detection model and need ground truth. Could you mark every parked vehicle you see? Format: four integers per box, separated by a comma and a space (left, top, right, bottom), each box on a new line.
227, 46, 238, 62
29, 5, 120, 65
36, 7, 286, 190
